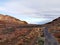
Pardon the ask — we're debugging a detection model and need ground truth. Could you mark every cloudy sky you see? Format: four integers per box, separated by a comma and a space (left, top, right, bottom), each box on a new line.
0, 0, 60, 24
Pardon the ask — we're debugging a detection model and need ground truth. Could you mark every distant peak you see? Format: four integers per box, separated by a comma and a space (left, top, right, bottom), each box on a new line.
53, 17, 60, 21
44, 17, 60, 26
0, 14, 28, 25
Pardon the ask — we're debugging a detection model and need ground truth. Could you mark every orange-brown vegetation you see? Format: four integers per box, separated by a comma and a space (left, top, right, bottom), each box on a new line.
0, 14, 41, 45
0, 14, 60, 44
43, 17, 60, 42
0, 14, 27, 25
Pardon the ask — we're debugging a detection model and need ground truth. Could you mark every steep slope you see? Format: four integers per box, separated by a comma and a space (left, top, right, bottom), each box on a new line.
0, 14, 28, 25
43, 17, 60, 42
0, 14, 42, 45
44, 17, 60, 26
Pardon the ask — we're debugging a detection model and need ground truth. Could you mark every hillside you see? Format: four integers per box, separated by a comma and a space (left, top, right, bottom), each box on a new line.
44, 17, 60, 26
0, 14, 42, 45
43, 17, 60, 42
0, 14, 60, 45
0, 14, 28, 25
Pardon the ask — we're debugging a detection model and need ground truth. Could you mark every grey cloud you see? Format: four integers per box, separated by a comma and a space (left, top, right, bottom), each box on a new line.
0, 0, 60, 24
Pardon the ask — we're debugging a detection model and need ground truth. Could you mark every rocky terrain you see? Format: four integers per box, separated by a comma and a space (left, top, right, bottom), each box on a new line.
0, 14, 60, 45
0, 14, 42, 45
43, 17, 60, 43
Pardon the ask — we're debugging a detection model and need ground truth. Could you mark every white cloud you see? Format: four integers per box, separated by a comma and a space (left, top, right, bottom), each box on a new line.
0, 0, 37, 15
0, 0, 60, 24
0, 0, 60, 17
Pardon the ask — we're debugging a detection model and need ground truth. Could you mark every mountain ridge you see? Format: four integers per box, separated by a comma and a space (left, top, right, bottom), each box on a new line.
0, 14, 28, 25
43, 17, 60, 42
